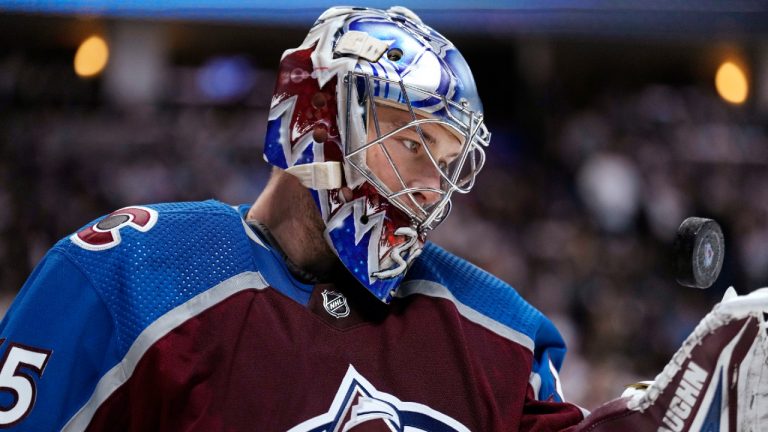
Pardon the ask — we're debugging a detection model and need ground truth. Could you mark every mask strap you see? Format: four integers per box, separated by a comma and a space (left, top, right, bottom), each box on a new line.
285, 161, 343, 190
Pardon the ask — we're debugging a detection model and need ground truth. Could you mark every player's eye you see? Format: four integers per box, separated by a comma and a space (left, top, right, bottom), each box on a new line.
401, 139, 420, 154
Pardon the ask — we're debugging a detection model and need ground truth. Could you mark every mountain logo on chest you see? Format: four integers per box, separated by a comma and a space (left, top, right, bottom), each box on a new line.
288, 365, 470, 432
322, 289, 351, 319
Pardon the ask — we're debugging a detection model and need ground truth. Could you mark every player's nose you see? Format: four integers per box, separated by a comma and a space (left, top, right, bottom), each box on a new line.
408, 169, 442, 208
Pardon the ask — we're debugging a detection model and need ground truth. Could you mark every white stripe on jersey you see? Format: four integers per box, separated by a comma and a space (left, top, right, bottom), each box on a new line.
397, 279, 535, 352
62, 271, 269, 431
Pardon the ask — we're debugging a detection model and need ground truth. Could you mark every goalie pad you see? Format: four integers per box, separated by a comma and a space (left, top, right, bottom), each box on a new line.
574, 287, 768, 431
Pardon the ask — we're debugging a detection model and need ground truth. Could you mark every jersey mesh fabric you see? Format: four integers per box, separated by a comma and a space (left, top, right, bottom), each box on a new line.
406, 242, 547, 344
405, 241, 570, 402
54, 200, 257, 353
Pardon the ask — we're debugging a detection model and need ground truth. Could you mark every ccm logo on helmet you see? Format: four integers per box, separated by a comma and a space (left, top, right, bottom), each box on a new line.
71, 206, 158, 251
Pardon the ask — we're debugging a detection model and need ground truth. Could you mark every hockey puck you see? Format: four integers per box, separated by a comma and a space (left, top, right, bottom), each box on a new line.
674, 217, 724, 289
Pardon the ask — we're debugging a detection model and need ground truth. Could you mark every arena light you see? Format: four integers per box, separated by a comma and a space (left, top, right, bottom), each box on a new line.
74, 35, 109, 78
715, 61, 748, 105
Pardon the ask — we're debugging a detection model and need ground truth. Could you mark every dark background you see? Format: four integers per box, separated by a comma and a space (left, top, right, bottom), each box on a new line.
1, 1, 768, 408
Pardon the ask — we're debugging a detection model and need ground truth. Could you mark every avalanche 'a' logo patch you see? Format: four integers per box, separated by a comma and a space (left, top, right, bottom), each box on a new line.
289, 365, 469, 432
71, 206, 158, 251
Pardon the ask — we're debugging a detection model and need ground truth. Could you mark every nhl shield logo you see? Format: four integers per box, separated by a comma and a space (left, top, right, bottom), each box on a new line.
322, 290, 350, 319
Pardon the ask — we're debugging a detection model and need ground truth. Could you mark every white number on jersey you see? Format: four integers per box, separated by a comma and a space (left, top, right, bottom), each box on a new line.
0, 343, 51, 426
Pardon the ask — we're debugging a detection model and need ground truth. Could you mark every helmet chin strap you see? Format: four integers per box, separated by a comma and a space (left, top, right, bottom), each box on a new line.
285, 161, 343, 190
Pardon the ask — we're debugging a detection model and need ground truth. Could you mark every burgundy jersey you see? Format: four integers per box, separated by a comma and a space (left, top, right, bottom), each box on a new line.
0, 201, 584, 431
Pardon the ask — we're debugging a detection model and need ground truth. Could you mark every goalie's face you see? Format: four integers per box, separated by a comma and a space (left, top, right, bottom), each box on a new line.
365, 103, 463, 215
345, 93, 487, 236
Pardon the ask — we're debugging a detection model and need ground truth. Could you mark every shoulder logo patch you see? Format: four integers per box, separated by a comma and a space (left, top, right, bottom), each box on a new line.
71, 206, 158, 251
289, 365, 470, 432
322, 289, 350, 319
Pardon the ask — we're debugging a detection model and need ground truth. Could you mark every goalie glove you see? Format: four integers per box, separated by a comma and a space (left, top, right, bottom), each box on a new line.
574, 286, 768, 431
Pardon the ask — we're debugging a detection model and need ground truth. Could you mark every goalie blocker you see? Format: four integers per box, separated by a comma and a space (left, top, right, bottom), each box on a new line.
573, 287, 768, 431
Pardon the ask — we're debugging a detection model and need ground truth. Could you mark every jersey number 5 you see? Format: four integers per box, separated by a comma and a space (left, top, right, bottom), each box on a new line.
0, 342, 51, 427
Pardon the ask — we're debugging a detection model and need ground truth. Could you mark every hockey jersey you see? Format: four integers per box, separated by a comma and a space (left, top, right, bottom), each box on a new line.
0, 200, 584, 431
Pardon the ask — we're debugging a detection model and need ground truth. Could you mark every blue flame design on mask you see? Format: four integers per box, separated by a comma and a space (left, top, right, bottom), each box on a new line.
264, 116, 288, 168
347, 15, 483, 117
326, 210, 402, 302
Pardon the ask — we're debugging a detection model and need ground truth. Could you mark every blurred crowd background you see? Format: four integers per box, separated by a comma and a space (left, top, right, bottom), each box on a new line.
1, 1, 768, 409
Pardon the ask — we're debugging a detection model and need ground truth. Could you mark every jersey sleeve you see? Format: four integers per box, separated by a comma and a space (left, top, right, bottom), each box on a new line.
520, 386, 585, 431
519, 317, 587, 431
0, 249, 119, 430
530, 317, 568, 402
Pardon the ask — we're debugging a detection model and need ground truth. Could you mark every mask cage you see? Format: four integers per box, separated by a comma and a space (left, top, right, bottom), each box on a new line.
343, 71, 490, 232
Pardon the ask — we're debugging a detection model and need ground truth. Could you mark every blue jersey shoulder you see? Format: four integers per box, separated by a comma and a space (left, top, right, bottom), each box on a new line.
52, 200, 260, 352
405, 242, 569, 401
405, 242, 563, 350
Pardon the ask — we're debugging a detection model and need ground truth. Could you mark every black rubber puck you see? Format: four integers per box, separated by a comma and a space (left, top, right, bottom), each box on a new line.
674, 217, 724, 289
